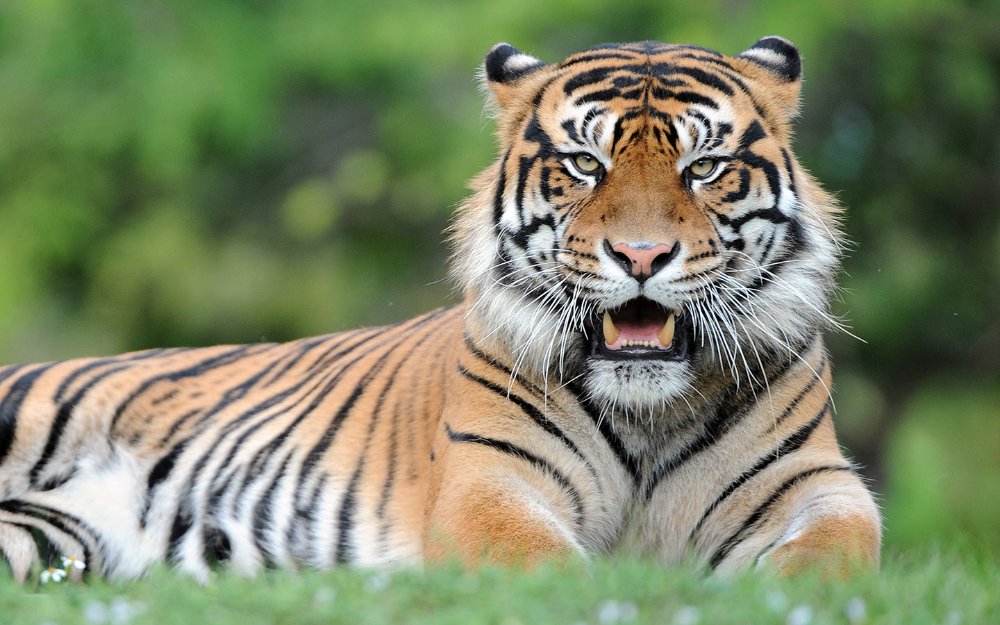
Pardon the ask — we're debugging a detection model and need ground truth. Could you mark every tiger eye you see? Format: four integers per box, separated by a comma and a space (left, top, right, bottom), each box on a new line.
688, 157, 718, 179
573, 153, 602, 174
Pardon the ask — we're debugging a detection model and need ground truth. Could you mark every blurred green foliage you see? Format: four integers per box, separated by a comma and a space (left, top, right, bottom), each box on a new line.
0, 0, 996, 551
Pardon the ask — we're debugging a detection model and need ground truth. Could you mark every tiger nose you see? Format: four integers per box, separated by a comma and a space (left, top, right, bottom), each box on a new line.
605, 240, 681, 283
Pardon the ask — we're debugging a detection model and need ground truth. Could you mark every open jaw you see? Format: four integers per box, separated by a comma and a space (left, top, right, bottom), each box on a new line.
587, 298, 694, 361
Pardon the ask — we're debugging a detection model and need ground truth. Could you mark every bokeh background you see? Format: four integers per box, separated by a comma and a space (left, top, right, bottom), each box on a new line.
0, 0, 996, 554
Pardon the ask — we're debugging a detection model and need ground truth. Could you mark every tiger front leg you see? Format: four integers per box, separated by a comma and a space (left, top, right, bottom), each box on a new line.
764, 511, 881, 578
729, 469, 882, 578
424, 424, 590, 567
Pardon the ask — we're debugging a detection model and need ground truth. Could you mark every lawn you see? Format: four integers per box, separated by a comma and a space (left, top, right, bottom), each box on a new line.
2, 546, 996, 625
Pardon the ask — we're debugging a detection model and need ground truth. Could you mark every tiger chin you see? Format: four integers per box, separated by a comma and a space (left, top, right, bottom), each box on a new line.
0, 37, 880, 583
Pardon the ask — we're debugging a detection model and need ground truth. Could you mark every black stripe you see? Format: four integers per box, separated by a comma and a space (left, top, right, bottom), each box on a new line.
756, 231, 777, 267
462, 335, 542, 397
324, 310, 450, 564
643, 353, 797, 500
492, 149, 511, 231
144, 442, 187, 517
672, 91, 718, 109
143, 346, 324, 522
766, 356, 827, 434
286, 472, 327, 564
721, 168, 751, 203
574, 88, 622, 106
444, 423, 585, 526
109, 344, 259, 430
737, 120, 767, 152
559, 52, 637, 68
461, 338, 615, 489
374, 392, 401, 557
570, 387, 641, 485
721, 204, 790, 230
609, 117, 629, 157
251, 450, 294, 564
341, 316, 448, 563
457, 365, 590, 467
155, 328, 392, 536
335, 465, 359, 564
30, 363, 136, 488
0, 364, 26, 387
170, 312, 448, 547
0, 500, 101, 574
689, 399, 831, 542
259, 311, 452, 559
780, 148, 798, 196
53, 349, 171, 403
184, 342, 333, 437
0, 364, 57, 467
708, 465, 852, 569
562, 66, 621, 94
261, 335, 337, 388
669, 66, 735, 95
294, 310, 451, 491
167, 506, 193, 564
176, 333, 374, 451
148, 326, 391, 522
221, 330, 395, 495
54, 361, 112, 406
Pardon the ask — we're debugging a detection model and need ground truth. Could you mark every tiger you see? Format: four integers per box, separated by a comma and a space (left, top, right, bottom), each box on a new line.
0, 37, 881, 583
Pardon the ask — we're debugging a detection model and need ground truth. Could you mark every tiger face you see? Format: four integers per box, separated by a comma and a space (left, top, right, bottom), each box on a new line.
453, 38, 841, 415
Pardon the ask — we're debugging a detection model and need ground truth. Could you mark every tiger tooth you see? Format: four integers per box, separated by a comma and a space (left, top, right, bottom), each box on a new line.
658, 312, 676, 348
603, 311, 620, 346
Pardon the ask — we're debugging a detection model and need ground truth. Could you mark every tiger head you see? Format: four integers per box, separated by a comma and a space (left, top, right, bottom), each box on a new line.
452, 38, 841, 415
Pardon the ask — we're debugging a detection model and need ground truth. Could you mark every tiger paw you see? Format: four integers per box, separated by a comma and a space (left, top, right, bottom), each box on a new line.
762, 513, 881, 578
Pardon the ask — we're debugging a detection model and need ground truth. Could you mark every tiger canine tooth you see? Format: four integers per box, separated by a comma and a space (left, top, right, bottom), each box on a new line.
603, 311, 620, 346
658, 313, 676, 347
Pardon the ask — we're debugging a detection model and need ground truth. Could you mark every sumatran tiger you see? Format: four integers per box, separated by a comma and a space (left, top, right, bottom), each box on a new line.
0, 37, 880, 583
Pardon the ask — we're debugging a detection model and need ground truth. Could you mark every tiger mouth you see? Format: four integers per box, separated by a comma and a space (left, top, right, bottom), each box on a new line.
587, 298, 694, 361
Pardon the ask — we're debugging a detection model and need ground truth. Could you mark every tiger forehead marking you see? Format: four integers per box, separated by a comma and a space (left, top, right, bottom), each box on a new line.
513, 44, 795, 254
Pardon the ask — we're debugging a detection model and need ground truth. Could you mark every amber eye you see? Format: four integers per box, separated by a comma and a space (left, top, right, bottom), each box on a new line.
572, 153, 603, 175
687, 157, 719, 180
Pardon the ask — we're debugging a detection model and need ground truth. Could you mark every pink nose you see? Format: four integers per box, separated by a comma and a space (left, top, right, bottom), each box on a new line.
609, 241, 680, 280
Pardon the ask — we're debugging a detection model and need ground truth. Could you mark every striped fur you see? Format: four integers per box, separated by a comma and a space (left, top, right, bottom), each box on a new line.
0, 38, 880, 582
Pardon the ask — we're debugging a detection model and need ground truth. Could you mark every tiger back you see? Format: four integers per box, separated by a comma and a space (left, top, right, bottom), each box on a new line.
0, 37, 880, 582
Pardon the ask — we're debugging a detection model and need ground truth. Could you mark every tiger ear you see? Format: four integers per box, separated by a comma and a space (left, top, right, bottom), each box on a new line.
481, 43, 549, 110
735, 36, 802, 120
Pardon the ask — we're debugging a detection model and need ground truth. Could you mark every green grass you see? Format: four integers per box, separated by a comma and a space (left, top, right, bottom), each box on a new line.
2, 547, 997, 625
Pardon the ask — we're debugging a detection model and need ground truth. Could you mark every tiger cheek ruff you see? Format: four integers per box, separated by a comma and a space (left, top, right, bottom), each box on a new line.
0, 37, 880, 582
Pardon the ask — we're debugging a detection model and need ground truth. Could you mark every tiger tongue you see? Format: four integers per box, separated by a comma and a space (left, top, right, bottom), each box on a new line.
603, 311, 676, 350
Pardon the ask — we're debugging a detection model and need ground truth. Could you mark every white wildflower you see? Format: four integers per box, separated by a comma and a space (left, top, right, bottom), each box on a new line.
40, 567, 66, 584
61, 555, 87, 571
765, 590, 789, 612
786, 605, 813, 625
597, 600, 619, 624
673, 605, 701, 625
845, 597, 867, 623
83, 600, 109, 623
618, 602, 638, 621
597, 599, 638, 624
313, 587, 336, 605
365, 571, 391, 592
109, 596, 147, 624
